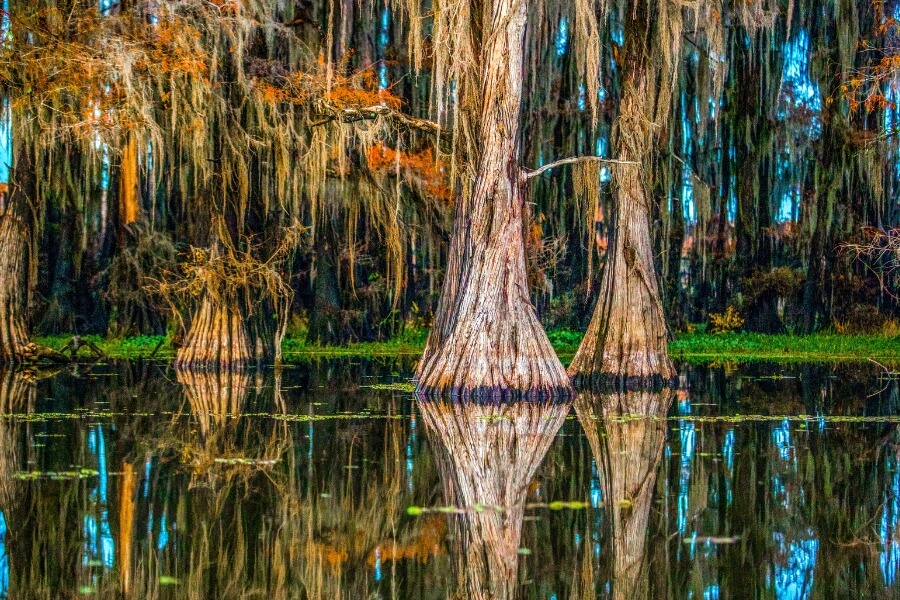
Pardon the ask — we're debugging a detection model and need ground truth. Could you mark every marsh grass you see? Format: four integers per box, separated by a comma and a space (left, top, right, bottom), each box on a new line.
33, 330, 900, 363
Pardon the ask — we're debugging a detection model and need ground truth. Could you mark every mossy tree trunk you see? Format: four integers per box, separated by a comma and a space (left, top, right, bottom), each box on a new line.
575, 389, 672, 600
0, 142, 35, 363
730, 26, 785, 334
417, 396, 570, 600
307, 221, 344, 345
416, 0, 569, 396
569, 14, 676, 384
176, 292, 255, 370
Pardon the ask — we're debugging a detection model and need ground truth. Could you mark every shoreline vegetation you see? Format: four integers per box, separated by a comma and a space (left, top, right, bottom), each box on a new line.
35, 331, 900, 364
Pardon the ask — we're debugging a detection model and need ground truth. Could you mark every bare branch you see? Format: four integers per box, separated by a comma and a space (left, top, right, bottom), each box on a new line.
312, 101, 443, 136
520, 155, 640, 182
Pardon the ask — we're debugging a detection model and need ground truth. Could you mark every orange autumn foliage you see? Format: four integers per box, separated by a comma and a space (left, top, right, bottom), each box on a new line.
303, 515, 446, 573
366, 145, 452, 202
367, 515, 446, 566
326, 69, 402, 110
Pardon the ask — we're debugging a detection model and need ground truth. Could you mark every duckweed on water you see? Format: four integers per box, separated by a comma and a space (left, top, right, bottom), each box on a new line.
406, 500, 592, 516
361, 382, 417, 392
14, 468, 99, 480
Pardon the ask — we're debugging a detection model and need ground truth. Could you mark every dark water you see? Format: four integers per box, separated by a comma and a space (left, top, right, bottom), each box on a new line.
1, 360, 899, 599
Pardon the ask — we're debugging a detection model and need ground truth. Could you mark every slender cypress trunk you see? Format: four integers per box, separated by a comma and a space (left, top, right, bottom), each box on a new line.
664, 187, 686, 330
308, 223, 343, 344
0, 143, 34, 362
569, 19, 676, 384
118, 135, 141, 233
575, 389, 672, 600
416, 0, 569, 396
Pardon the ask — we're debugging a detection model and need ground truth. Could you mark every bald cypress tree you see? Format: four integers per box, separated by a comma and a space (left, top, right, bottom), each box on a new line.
569, 0, 683, 384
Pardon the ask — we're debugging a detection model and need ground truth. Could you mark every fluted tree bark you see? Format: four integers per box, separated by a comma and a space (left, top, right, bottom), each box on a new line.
415, 0, 570, 397
569, 0, 679, 385
0, 141, 35, 363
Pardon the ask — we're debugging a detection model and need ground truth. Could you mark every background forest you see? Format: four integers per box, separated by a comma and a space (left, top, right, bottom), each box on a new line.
1, 0, 899, 355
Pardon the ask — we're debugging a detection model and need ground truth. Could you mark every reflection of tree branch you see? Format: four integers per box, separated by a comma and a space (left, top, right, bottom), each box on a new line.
417, 397, 571, 600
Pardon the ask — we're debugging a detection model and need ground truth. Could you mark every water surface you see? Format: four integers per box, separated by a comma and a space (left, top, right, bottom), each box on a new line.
0, 360, 898, 599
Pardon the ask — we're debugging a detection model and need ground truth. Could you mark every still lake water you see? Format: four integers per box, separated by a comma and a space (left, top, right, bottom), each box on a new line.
0, 359, 899, 599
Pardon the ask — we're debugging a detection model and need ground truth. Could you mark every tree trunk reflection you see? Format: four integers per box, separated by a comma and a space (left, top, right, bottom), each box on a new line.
575, 389, 673, 600
417, 397, 571, 600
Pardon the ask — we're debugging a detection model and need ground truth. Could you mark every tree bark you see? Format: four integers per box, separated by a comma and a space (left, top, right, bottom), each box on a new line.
308, 223, 344, 345
416, 396, 571, 600
175, 292, 254, 370
569, 62, 676, 385
575, 389, 673, 600
0, 145, 34, 363
415, 0, 570, 397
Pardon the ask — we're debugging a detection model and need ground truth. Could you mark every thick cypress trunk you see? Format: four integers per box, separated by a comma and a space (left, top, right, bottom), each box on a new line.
569, 65, 675, 384
0, 148, 34, 363
575, 389, 672, 600
415, 0, 569, 396
175, 292, 255, 370
174, 235, 288, 370
417, 396, 570, 600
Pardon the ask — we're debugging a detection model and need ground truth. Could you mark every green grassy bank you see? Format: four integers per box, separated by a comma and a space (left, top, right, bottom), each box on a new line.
35, 330, 900, 363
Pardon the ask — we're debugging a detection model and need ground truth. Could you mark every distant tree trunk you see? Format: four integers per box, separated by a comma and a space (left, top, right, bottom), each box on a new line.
416, 0, 570, 396
308, 223, 344, 345
569, 9, 676, 384
174, 241, 277, 370
173, 217, 297, 370
664, 187, 686, 330
118, 134, 141, 233
417, 396, 570, 600
575, 389, 672, 600
0, 142, 34, 362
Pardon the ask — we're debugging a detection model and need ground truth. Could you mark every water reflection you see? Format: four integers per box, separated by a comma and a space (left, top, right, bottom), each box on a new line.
0, 369, 34, 600
575, 389, 673, 600
0, 361, 899, 598
417, 397, 570, 600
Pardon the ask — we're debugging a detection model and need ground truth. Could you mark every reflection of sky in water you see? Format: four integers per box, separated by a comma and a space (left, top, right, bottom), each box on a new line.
0, 511, 7, 599
723, 429, 735, 506
677, 421, 696, 539
770, 532, 818, 600
770, 420, 818, 600
590, 460, 602, 560
881, 452, 900, 586
84, 426, 115, 569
